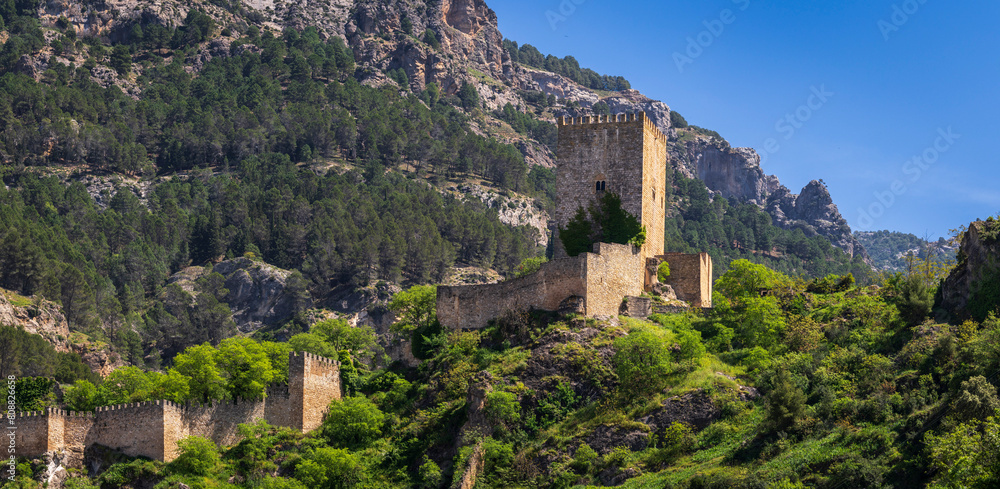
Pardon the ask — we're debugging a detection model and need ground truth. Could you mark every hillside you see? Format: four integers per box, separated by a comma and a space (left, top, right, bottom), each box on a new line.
10, 250, 1000, 488
855, 230, 958, 272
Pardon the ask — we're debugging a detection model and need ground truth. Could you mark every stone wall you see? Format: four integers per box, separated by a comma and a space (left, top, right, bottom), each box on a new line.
437, 242, 642, 329
437, 253, 587, 330
91, 402, 167, 460
12, 352, 341, 464
12, 410, 52, 456
659, 253, 713, 307
583, 243, 644, 317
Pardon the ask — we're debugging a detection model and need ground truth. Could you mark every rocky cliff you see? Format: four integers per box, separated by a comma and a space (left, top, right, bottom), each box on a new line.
0, 290, 124, 377
765, 181, 870, 260
940, 219, 1000, 320
166, 257, 310, 332
32, 0, 867, 259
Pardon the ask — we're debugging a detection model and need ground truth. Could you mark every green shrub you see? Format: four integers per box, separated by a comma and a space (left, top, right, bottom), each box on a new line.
571, 443, 598, 474
657, 261, 670, 283
484, 390, 521, 426
604, 446, 632, 468
322, 396, 387, 449
418, 456, 442, 488
168, 436, 219, 476
512, 256, 547, 279
295, 447, 360, 489
423, 29, 440, 50
953, 375, 1000, 422
613, 329, 673, 395
766, 370, 806, 431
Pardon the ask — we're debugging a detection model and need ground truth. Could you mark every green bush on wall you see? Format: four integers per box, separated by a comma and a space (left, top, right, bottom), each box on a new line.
657, 261, 670, 283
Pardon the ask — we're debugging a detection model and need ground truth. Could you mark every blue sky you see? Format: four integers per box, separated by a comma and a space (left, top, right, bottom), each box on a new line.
488, 0, 1000, 240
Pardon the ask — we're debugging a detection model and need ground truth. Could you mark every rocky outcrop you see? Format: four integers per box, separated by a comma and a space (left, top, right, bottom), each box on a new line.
683, 141, 781, 205
940, 219, 1000, 319
457, 184, 549, 247
0, 290, 124, 376
0, 291, 72, 352
214, 258, 308, 331
166, 258, 309, 332
765, 180, 869, 260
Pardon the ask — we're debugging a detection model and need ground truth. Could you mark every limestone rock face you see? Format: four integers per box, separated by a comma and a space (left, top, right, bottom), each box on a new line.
213, 258, 308, 332
765, 181, 870, 260
941, 220, 1000, 318
0, 292, 71, 352
684, 141, 781, 205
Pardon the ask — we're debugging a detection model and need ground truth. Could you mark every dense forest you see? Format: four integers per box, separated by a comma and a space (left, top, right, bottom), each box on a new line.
855, 231, 956, 272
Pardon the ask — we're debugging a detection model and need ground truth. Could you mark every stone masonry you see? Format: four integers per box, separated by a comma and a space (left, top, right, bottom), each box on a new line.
659, 253, 713, 308
554, 112, 667, 266
13, 352, 340, 464
436, 112, 712, 329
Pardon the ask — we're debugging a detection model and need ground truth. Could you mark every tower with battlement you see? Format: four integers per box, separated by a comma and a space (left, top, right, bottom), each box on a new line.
435, 112, 710, 330
554, 112, 667, 265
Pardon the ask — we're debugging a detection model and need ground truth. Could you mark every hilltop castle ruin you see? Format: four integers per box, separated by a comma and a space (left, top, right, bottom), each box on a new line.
13, 352, 341, 464
437, 113, 712, 329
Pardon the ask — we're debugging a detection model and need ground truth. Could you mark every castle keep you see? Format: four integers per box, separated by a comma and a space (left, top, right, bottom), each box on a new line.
13, 352, 340, 464
554, 112, 667, 265
437, 113, 712, 330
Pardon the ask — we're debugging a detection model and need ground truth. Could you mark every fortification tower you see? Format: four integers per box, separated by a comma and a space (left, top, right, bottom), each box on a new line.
288, 351, 342, 432
555, 113, 668, 265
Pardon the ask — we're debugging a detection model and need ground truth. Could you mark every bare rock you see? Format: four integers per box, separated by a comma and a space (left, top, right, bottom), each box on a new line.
765, 180, 870, 260
941, 219, 1000, 319
0, 291, 72, 352
652, 283, 677, 301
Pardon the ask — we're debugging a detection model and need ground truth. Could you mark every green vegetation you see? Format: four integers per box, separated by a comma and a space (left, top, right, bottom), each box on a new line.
503, 39, 631, 91
15, 256, 1000, 489
665, 169, 871, 279
559, 192, 646, 256
0, 325, 99, 386
657, 261, 671, 283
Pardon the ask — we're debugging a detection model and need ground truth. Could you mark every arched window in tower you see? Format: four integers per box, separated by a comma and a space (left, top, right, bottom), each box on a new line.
595, 180, 606, 193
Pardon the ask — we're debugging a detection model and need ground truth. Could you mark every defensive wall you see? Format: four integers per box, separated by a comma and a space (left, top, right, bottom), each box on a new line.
437, 242, 643, 329
659, 253, 713, 307
12, 352, 340, 464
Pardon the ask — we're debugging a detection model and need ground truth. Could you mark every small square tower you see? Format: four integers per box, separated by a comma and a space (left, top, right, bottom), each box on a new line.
554, 113, 668, 264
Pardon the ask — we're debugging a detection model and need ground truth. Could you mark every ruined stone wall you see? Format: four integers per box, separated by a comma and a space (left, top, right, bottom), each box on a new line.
437, 242, 643, 328
437, 253, 589, 329
584, 243, 643, 317
659, 253, 713, 307
292, 352, 342, 432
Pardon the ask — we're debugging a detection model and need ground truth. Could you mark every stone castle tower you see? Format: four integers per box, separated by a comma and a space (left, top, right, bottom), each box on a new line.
554, 113, 668, 265
436, 111, 710, 329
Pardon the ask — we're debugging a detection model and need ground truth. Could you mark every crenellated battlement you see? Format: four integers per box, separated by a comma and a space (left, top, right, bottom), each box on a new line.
290, 351, 341, 367
13, 351, 342, 464
556, 112, 666, 142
